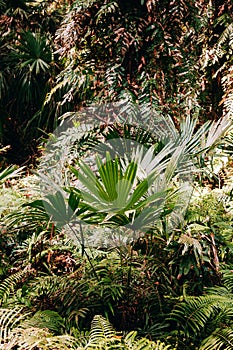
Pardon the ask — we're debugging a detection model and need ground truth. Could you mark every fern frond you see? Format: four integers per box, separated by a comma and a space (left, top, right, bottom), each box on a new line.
0, 308, 78, 349
217, 23, 233, 53
205, 285, 233, 297
88, 315, 116, 344
96, 2, 120, 23
0, 270, 30, 305
170, 294, 233, 336
86, 316, 171, 349
0, 306, 30, 344
221, 90, 233, 118
223, 270, 233, 292
73, 0, 98, 11
201, 327, 233, 350
9, 327, 79, 350
124, 331, 171, 349
20, 310, 64, 334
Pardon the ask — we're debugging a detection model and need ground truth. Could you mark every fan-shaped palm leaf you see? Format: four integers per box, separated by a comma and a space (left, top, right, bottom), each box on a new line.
13, 31, 52, 75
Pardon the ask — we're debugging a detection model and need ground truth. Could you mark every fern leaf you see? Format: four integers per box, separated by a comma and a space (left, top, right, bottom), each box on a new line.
96, 2, 120, 23
88, 315, 116, 344
223, 270, 233, 292
0, 270, 29, 305
124, 331, 171, 349
20, 310, 64, 334
201, 327, 233, 350
10, 327, 79, 350
0, 307, 30, 344
170, 294, 233, 335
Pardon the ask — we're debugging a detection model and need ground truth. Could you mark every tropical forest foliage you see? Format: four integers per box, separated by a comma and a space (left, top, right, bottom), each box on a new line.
1, 0, 233, 349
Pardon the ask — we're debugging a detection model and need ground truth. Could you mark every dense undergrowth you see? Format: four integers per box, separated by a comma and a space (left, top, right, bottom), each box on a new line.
1, 0, 233, 349
1, 119, 233, 349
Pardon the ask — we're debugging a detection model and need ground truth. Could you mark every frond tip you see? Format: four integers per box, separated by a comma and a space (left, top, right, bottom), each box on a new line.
88, 315, 116, 345
201, 327, 233, 350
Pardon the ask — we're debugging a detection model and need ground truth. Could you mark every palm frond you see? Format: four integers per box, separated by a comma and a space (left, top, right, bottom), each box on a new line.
3, 204, 51, 234
13, 30, 52, 75
0, 166, 25, 184
205, 116, 232, 149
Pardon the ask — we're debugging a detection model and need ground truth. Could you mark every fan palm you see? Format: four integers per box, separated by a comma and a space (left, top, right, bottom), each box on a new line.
15, 31, 52, 74
9, 30, 53, 109
0, 0, 65, 164
68, 148, 183, 231
0, 29, 55, 164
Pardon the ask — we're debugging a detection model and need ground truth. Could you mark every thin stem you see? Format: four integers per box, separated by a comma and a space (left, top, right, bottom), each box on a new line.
127, 242, 133, 302
68, 222, 99, 281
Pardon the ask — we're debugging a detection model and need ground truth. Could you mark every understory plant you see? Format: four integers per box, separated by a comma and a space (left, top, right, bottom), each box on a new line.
0, 310, 171, 350
0, 110, 232, 349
